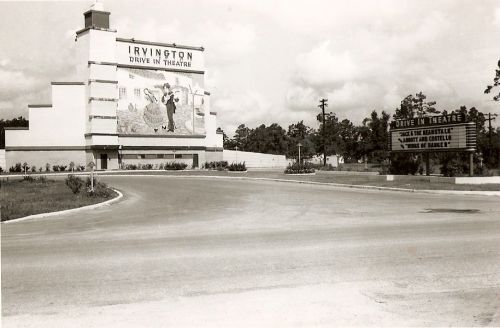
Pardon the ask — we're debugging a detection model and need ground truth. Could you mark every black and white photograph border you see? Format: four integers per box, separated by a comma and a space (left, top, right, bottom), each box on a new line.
1, 1, 499, 327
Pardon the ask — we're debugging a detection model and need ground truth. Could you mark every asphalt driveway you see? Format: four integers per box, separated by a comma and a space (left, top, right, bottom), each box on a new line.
2, 176, 499, 327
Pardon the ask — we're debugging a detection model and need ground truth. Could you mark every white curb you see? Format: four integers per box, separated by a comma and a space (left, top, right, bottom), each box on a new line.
2, 188, 123, 224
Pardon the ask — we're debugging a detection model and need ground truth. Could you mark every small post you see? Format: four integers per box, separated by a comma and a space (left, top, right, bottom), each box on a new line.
88, 161, 95, 192
425, 153, 430, 176
469, 152, 474, 177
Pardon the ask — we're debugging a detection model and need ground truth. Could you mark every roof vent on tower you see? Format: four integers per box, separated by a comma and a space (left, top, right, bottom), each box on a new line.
84, 1, 110, 29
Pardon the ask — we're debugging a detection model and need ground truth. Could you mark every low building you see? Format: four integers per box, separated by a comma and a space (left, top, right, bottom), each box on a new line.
5, 2, 223, 170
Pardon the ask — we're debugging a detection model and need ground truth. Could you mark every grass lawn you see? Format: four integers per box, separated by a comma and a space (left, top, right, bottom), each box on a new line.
102, 169, 500, 191
0, 177, 117, 222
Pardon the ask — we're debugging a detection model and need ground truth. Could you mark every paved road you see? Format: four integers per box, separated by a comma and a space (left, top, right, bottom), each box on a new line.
2, 176, 500, 327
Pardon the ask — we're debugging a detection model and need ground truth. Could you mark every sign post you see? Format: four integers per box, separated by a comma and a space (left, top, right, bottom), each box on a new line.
88, 161, 95, 192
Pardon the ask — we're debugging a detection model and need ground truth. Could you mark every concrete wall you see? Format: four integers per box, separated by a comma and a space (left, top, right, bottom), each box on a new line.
6, 85, 87, 148
5, 84, 88, 169
5, 150, 86, 170
455, 176, 500, 184
223, 150, 289, 168
205, 150, 223, 163
0, 149, 5, 170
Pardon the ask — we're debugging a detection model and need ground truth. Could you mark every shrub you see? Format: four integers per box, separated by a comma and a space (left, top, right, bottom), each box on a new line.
389, 154, 420, 175
203, 161, 228, 170
59, 165, 67, 172
69, 162, 75, 172
45, 163, 51, 172
228, 162, 247, 171
86, 176, 111, 198
78, 165, 86, 171
39, 167, 43, 173
0, 166, 3, 173
284, 162, 315, 174
53, 165, 60, 172
441, 158, 464, 177
378, 160, 390, 175
23, 175, 36, 182
159, 163, 164, 170
125, 164, 138, 170
31, 166, 37, 173
86, 176, 98, 189
139, 163, 153, 170
9, 163, 22, 172
164, 162, 188, 170
65, 174, 84, 194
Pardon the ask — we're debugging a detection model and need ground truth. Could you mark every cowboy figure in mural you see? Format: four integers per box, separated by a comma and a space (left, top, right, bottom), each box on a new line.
161, 83, 176, 132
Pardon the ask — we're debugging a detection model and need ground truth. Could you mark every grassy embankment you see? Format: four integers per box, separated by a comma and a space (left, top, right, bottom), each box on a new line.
101, 169, 500, 191
0, 177, 117, 221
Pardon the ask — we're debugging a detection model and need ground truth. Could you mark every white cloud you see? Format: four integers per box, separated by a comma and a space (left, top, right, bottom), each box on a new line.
294, 41, 358, 88
1, 0, 499, 127
0, 68, 46, 99
213, 90, 274, 132
495, 8, 500, 26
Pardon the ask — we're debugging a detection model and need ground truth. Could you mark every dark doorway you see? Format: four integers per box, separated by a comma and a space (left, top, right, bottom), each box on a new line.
193, 154, 199, 168
100, 154, 108, 170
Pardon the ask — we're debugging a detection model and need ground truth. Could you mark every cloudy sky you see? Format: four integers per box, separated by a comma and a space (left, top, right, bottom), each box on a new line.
1, 0, 499, 133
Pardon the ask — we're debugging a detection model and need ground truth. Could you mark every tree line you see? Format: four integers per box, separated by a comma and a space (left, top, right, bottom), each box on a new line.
220, 91, 500, 175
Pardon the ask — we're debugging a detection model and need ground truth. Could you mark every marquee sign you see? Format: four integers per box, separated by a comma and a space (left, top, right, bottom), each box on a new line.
391, 113, 466, 129
116, 39, 205, 73
389, 114, 476, 152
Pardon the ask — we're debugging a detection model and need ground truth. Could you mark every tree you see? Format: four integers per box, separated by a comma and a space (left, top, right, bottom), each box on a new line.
451, 106, 499, 169
361, 110, 391, 163
217, 127, 234, 149
246, 123, 288, 155
287, 121, 315, 160
316, 112, 343, 157
1, 116, 29, 149
484, 59, 500, 101
232, 124, 251, 150
393, 92, 439, 120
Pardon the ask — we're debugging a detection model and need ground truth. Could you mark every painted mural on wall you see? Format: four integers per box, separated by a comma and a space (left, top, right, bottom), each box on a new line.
117, 68, 206, 135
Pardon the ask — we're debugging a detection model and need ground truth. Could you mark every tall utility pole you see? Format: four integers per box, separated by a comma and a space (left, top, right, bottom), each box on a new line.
318, 99, 328, 166
486, 113, 498, 166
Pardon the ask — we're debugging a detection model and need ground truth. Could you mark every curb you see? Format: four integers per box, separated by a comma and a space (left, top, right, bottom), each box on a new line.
2, 188, 123, 224
97, 174, 500, 197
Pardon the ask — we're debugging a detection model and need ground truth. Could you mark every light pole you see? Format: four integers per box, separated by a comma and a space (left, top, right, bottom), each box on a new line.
298, 142, 302, 167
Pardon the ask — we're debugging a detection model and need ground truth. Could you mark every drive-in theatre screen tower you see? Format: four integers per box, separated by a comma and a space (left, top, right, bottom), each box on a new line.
4, 2, 224, 170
